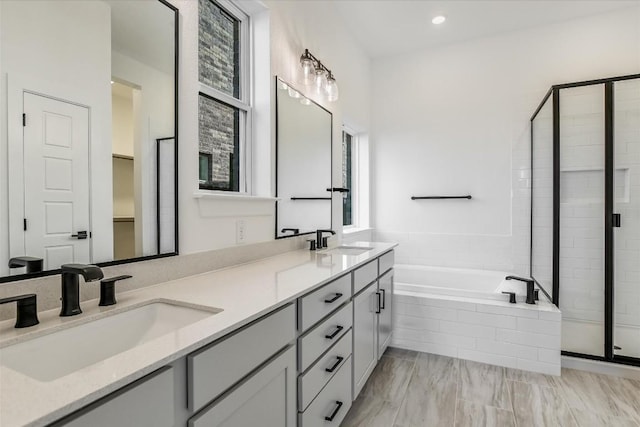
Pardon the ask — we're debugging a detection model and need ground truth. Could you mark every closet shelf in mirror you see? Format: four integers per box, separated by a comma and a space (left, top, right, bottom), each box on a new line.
113, 217, 135, 223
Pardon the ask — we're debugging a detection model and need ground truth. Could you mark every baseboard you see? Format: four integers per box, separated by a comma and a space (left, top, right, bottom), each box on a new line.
562, 355, 640, 381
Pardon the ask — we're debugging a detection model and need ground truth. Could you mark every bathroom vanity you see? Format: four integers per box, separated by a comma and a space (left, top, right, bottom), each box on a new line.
0, 242, 395, 427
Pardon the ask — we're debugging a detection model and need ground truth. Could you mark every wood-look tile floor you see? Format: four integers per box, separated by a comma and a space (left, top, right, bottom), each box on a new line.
341, 348, 640, 427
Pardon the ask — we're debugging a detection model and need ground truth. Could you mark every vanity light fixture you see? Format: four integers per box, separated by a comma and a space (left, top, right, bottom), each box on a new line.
432, 15, 446, 25
299, 49, 339, 102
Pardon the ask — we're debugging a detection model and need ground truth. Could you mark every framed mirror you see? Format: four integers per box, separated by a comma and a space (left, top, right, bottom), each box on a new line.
0, 0, 178, 282
275, 77, 332, 239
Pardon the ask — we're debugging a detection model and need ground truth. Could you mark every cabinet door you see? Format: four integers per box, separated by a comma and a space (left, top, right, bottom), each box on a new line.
352, 281, 378, 400
54, 367, 175, 427
189, 346, 296, 427
378, 270, 393, 359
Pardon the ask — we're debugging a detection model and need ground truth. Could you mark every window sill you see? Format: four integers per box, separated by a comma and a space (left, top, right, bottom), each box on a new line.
193, 191, 279, 202
194, 191, 278, 218
343, 227, 373, 235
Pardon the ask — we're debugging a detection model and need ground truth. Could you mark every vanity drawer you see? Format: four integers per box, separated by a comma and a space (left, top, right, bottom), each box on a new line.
299, 273, 351, 332
299, 355, 352, 427
188, 303, 295, 413
379, 250, 395, 275
298, 302, 352, 371
299, 329, 352, 411
353, 260, 378, 294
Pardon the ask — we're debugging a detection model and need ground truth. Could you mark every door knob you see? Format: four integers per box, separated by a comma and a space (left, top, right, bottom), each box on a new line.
71, 231, 88, 239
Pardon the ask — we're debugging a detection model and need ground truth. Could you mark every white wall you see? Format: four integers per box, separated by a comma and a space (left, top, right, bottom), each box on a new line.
372, 6, 640, 274
0, 0, 113, 274
171, 0, 371, 254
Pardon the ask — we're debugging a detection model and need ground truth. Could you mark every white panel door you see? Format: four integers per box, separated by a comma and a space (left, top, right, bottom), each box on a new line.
378, 270, 393, 359
23, 93, 90, 270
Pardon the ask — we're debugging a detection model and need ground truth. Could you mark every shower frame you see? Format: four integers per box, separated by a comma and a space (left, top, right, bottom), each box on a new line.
530, 73, 640, 368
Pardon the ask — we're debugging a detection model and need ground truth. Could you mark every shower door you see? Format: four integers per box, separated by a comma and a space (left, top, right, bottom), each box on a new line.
613, 78, 640, 359
531, 73, 640, 367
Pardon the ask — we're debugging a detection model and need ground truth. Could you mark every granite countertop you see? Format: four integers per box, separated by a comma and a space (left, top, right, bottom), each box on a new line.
0, 241, 396, 427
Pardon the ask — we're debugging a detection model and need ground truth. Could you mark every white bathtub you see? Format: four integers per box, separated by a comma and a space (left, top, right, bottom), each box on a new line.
394, 264, 528, 303
391, 264, 562, 375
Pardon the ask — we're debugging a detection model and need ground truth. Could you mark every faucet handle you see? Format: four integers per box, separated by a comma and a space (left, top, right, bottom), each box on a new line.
307, 239, 317, 251
501, 291, 517, 304
99, 275, 132, 306
0, 294, 39, 328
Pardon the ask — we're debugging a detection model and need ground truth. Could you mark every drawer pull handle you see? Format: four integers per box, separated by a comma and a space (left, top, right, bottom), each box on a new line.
380, 288, 386, 309
324, 292, 343, 304
375, 292, 382, 314
325, 325, 344, 340
325, 356, 344, 373
324, 401, 344, 422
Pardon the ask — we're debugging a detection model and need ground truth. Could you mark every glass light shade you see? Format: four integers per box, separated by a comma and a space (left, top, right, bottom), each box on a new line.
325, 76, 339, 102
314, 69, 327, 95
278, 80, 289, 91
287, 87, 301, 98
300, 56, 316, 85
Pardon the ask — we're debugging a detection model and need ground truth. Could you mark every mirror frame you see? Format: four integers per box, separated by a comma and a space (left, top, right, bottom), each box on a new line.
274, 76, 333, 240
0, 0, 180, 284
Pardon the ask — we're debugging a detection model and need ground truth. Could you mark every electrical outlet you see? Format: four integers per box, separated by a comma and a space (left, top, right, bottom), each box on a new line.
236, 219, 246, 243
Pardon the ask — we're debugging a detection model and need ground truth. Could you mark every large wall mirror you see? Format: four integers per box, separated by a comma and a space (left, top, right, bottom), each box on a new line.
275, 77, 332, 238
0, 0, 178, 281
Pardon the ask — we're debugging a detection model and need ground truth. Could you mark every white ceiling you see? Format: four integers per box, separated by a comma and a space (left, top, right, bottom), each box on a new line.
330, 0, 640, 59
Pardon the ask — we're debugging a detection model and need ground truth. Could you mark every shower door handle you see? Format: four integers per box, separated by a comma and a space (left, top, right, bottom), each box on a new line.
613, 213, 621, 228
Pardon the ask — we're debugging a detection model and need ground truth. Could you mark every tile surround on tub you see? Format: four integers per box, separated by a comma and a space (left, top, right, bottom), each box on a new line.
392, 293, 562, 376
0, 236, 309, 321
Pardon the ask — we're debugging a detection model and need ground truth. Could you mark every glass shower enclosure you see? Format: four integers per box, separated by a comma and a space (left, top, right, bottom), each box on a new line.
531, 74, 640, 366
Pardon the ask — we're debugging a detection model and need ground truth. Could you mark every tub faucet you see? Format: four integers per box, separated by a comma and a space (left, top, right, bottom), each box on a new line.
316, 229, 336, 249
60, 264, 104, 316
505, 275, 536, 305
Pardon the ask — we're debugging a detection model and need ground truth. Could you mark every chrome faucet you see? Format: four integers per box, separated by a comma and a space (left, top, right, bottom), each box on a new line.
505, 275, 536, 305
60, 264, 104, 316
316, 229, 336, 249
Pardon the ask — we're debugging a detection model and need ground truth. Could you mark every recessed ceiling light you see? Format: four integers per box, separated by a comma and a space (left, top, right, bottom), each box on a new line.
432, 15, 446, 25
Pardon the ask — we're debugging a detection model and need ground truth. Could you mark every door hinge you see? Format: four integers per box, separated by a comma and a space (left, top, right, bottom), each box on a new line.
23, 218, 27, 231
22, 113, 26, 127
613, 213, 621, 228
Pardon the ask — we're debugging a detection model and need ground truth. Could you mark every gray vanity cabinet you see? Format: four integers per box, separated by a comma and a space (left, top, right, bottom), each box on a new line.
352, 250, 395, 399
52, 366, 176, 427
188, 346, 297, 427
378, 270, 393, 359
352, 280, 378, 399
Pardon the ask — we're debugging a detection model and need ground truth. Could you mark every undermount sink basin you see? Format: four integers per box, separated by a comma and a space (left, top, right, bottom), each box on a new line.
0, 302, 220, 382
323, 245, 374, 256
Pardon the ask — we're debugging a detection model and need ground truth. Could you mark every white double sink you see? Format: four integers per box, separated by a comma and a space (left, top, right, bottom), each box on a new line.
0, 302, 221, 382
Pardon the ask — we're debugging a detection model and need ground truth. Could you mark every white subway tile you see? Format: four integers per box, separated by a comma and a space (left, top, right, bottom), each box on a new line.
395, 302, 458, 321
391, 337, 458, 358
517, 317, 561, 336
516, 359, 560, 376
394, 314, 440, 332
439, 320, 496, 340
496, 328, 560, 349
538, 309, 562, 322
458, 310, 517, 329
476, 339, 538, 360
458, 348, 518, 369
538, 348, 561, 365
476, 303, 539, 319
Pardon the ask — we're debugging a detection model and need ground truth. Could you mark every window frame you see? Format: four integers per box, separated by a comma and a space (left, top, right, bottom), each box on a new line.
342, 127, 359, 228
198, 0, 253, 194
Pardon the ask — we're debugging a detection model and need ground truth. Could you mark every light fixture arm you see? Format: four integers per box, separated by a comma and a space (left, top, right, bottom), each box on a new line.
302, 49, 335, 80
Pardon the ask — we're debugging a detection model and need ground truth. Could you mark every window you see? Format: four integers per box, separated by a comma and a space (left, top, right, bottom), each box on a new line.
198, 0, 250, 192
342, 130, 356, 226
